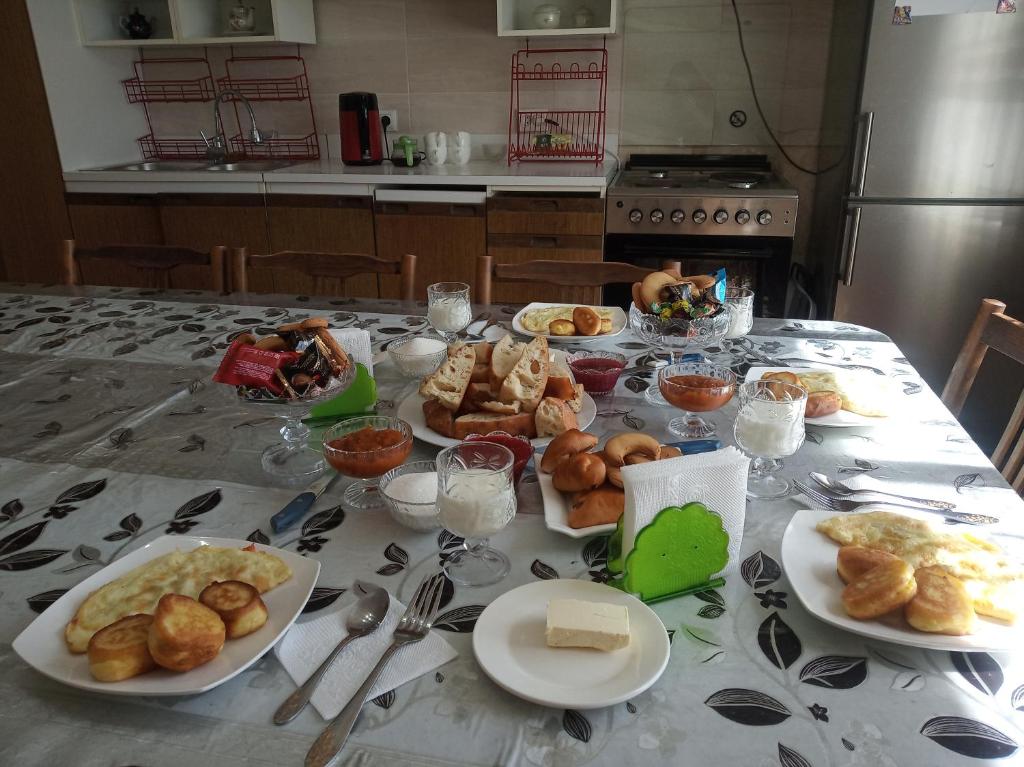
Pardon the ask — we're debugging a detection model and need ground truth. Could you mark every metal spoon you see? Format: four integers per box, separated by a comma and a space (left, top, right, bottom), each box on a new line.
274, 581, 390, 725
808, 472, 956, 511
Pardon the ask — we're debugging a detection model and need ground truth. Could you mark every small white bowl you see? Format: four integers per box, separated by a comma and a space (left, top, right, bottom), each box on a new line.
387, 336, 448, 378
379, 460, 440, 532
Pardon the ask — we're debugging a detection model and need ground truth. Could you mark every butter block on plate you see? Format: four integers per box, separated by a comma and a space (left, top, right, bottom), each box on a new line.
545, 598, 630, 651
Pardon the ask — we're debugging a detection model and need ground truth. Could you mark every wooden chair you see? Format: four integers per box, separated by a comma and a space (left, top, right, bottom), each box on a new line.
231, 249, 417, 301
474, 256, 682, 306
61, 240, 226, 293
941, 298, 1024, 493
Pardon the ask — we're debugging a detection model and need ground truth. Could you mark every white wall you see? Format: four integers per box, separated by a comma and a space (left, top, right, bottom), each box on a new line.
27, 0, 150, 169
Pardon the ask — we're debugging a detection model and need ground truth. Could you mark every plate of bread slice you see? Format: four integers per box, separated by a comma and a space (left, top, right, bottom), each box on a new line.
12, 536, 318, 695
745, 367, 898, 427
512, 303, 627, 342
399, 334, 596, 448
782, 508, 1024, 651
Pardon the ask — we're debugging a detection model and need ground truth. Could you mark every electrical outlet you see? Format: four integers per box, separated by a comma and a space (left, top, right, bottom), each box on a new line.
380, 110, 398, 132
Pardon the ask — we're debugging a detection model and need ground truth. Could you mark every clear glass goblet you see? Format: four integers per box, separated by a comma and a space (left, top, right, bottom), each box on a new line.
436, 441, 516, 587
733, 380, 807, 499
724, 286, 755, 339
658, 362, 736, 438
427, 282, 472, 343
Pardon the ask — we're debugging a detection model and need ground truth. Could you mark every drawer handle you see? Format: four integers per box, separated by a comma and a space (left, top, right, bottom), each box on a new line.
450, 205, 477, 217
379, 203, 409, 215
530, 236, 558, 248
529, 199, 558, 211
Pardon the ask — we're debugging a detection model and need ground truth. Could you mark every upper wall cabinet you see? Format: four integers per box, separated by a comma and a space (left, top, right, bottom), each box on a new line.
73, 0, 315, 47
496, 0, 618, 37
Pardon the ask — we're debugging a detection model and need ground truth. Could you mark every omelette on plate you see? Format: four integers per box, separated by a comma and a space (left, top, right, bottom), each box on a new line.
797, 370, 895, 418
65, 546, 292, 653
521, 305, 615, 334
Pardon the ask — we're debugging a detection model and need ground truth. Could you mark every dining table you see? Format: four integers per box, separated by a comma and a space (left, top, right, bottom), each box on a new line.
0, 281, 1021, 767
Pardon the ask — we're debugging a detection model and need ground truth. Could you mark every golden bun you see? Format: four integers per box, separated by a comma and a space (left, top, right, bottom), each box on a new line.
540, 429, 598, 474
148, 595, 225, 672
639, 271, 677, 309
806, 390, 842, 418
199, 581, 268, 639
553, 453, 607, 493
572, 306, 601, 336
569, 485, 625, 528
631, 282, 646, 314
836, 546, 902, 584
841, 559, 917, 620
548, 319, 577, 336
604, 432, 661, 466
905, 566, 976, 635
87, 614, 157, 682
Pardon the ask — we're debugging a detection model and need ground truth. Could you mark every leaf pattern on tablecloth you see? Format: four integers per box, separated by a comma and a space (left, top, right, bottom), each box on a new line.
704, 689, 791, 726
758, 612, 801, 670
778, 742, 813, 767
798, 656, 867, 689
371, 690, 396, 709
953, 473, 983, 493
1, 499, 24, 521
920, 716, 1017, 759
530, 559, 558, 580
950, 652, 1003, 696
562, 710, 591, 742
26, 588, 69, 614
433, 605, 484, 633
302, 587, 346, 614
741, 551, 781, 589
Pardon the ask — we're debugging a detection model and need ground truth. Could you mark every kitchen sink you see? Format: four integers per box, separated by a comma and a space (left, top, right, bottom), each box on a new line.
205, 160, 294, 171
92, 161, 212, 171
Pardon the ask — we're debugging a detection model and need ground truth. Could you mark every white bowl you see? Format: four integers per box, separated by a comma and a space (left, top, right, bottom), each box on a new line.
379, 460, 440, 532
387, 336, 448, 378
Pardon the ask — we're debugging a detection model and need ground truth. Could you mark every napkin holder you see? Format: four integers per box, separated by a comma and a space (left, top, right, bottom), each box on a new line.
304, 363, 377, 424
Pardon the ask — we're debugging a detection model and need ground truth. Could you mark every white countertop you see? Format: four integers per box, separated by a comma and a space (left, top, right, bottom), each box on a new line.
63, 157, 618, 196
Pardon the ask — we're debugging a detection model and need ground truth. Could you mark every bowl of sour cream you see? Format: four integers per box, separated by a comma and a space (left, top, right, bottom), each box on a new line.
387, 335, 449, 377
379, 460, 440, 531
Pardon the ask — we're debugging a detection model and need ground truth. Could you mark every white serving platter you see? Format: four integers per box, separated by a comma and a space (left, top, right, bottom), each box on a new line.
512, 302, 627, 343
537, 462, 617, 538
473, 579, 670, 709
782, 508, 1024, 652
12, 535, 319, 696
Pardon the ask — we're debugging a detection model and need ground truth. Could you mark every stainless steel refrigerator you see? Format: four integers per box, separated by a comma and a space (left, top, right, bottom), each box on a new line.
812, 1, 1024, 451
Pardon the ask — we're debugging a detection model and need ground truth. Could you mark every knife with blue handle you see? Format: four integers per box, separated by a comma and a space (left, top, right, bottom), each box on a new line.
271, 473, 338, 533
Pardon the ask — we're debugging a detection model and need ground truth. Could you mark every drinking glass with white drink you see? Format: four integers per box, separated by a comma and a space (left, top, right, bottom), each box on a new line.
733, 379, 807, 499
436, 441, 516, 586
427, 282, 472, 343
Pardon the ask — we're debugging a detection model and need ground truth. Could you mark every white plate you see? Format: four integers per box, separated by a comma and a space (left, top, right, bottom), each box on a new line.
745, 367, 892, 427
473, 580, 670, 709
537, 464, 617, 538
12, 536, 319, 696
782, 509, 1024, 651
512, 302, 627, 343
397, 390, 596, 449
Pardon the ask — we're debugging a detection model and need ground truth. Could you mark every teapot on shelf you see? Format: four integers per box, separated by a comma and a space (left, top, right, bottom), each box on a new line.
119, 7, 153, 40
227, 4, 256, 33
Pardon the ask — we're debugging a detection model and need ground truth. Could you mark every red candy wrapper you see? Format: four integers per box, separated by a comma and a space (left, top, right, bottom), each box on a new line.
213, 340, 300, 394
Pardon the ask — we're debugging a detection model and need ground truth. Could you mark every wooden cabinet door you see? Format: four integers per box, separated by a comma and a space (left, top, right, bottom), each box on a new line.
159, 194, 270, 292
486, 234, 605, 305
487, 194, 605, 235
265, 195, 378, 298
374, 202, 485, 300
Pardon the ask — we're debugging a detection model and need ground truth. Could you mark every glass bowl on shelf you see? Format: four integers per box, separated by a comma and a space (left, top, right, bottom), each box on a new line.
379, 459, 440, 532
323, 416, 414, 510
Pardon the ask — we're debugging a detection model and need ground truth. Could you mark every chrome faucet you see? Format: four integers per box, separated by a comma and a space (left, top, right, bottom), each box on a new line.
201, 89, 264, 163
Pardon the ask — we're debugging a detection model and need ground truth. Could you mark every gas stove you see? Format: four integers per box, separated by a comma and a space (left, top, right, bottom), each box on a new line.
607, 154, 799, 237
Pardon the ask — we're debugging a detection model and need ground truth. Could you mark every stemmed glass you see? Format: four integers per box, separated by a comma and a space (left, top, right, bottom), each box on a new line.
733, 380, 807, 499
427, 282, 472, 343
724, 287, 755, 339
658, 362, 736, 438
322, 416, 414, 510
436, 441, 516, 587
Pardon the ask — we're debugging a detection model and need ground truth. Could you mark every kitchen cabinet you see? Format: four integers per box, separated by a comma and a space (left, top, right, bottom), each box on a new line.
265, 195, 378, 298
374, 200, 486, 300
496, 0, 618, 37
66, 193, 168, 287
73, 0, 315, 47
486, 192, 605, 304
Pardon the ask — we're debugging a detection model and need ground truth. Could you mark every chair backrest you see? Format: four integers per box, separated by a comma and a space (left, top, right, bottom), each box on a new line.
941, 298, 1024, 492
475, 255, 682, 306
231, 249, 417, 302
785, 262, 817, 320
62, 240, 226, 294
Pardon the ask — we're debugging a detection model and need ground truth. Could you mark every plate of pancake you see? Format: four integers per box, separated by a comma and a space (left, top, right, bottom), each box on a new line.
781, 508, 1024, 651
745, 367, 897, 427
12, 536, 319, 696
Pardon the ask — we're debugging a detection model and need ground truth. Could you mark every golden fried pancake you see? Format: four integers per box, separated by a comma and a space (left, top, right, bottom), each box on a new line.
841, 559, 917, 619
905, 566, 976, 635
148, 595, 225, 672
87, 614, 157, 682
65, 546, 291, 653
837, 546, 903, 584
199, 580, 268, 639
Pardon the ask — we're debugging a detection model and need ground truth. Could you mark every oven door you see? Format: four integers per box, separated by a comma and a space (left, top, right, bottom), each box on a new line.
603, 233, 792, 317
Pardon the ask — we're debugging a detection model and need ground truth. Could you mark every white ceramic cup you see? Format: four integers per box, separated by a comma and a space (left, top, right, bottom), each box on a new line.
449, 131, 471, 165
425, 131, 447, 166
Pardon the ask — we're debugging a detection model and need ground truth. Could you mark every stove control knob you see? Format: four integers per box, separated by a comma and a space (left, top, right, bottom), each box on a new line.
670, 209, 685, 224
650, 208, 664, 224
691, 209, 707, 224
628, 208, 644, 224
756, 209, 773, 226
735, 209, 750, 225
713, 209, 729, 225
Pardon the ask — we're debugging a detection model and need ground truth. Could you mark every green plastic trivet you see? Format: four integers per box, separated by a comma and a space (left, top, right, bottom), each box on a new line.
306, 363, 376, 422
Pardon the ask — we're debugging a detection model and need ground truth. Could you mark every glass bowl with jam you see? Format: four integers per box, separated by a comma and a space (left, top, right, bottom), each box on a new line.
658, 362, 737, 439
566, 350, 628, 397
323, 416, 414, 509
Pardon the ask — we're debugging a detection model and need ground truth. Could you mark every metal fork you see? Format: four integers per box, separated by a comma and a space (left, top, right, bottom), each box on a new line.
305, 573, 447, 767
793, 481, 998, 525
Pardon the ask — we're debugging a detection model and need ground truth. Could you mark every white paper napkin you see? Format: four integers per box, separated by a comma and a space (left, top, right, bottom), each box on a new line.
275, 595, 458, 719
329, 328, 374, 376
620, 446, 750, 572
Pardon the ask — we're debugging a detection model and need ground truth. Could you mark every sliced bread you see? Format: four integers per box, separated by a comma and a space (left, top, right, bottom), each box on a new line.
499, 336, 550, 413
543, 362, 575, 400
489, 334, 526, 391
535, 396, 578, 438
419, 343, 475, 411
565, 383, 585, 414
452, 411, 536, 440
423, 399, 456, 438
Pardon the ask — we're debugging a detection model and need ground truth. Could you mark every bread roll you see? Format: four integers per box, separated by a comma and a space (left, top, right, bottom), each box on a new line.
540, 429, 598, 473
199, 580, 268, 639
423, 399, 456, 438
806, 390, 842, 418
548, 319, 576, 336
836, 546, 901, 584
534, 396, 578, 438
87, 614, 157, 682
905, 566, 976, 635
452, 411, 537, 440
553, 453, 606, 492
565, 383, 585, 413
543, 364, 575, 400
572, 306, 601, 336
569, 486, 625, 528
841, 559, 917, 620
148, 595, 226, 672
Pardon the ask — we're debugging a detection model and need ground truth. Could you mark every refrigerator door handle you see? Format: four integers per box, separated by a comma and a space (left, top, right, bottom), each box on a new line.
848, 111, 874, 197
839, 206, 862, 287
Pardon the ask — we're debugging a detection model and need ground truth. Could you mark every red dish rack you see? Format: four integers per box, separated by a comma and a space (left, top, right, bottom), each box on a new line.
218, 52, 320, 161
507, 47, 608, 164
